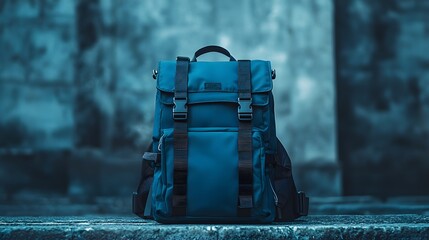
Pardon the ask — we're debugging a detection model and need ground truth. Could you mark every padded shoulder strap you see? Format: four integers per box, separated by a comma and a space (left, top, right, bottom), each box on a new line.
273, 138, 309, 222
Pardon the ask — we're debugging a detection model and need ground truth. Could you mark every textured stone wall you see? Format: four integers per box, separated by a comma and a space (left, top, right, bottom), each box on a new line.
336, 0, 429, 197
0, 0, 337, 199
0, 0, 76, 150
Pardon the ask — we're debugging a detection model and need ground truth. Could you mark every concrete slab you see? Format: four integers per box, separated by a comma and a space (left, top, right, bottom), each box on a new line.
0, 215, 428, 239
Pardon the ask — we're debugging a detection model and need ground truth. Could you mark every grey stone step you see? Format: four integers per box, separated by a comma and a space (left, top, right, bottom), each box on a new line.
1, 215, 428, 239
2, 196, 429, 216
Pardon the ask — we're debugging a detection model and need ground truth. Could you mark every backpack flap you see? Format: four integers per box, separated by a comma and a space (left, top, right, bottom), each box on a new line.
157, 60, 273, 93
156, 60, 276, 153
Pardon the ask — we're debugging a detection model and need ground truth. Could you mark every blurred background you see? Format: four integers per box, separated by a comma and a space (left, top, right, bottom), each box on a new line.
0, 0, 428, 216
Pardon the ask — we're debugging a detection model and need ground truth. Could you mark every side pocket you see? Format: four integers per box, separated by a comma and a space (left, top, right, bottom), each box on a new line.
154, 129, 174, 218
161, 128, 175, 216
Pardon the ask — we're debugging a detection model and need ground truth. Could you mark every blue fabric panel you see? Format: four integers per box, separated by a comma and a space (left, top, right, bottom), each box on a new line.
160, 104, 268, 132
153, 128, 275, 218
157, 60, 272, 93
187, 130, 238, 217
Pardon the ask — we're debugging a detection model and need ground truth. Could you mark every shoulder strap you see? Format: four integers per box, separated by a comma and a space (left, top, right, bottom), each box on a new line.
132, 143, 155, 219
273, 138, 309, 222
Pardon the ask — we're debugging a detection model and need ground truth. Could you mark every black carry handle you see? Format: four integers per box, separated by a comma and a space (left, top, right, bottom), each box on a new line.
192, 45, 236, 62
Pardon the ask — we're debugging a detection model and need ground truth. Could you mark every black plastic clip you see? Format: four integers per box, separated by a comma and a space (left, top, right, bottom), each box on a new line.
173, 97, 188, 120
142, 152, 161, 167
238, 98, 252, 121
132, 192, 145, 217
297, 191, 309, 216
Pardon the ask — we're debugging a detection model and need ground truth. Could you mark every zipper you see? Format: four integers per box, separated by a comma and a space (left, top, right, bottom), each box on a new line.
268, 177, 279, 206
158, 133, 165, 180
269, 177, 282, 219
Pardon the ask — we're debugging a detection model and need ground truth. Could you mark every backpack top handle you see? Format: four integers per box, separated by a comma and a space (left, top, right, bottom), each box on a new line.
191, 45, 237, 62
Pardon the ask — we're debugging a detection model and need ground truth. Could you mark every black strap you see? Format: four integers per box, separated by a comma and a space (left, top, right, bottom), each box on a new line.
143, 186, 153, 217
297, 191, 309, 216
132, 143, 154, 219
172, 56, 190, 216
237, 60, 253, 215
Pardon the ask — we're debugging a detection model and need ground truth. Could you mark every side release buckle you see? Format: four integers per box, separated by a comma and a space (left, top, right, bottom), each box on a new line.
238, 98, 252, 121
173, 97, 187, 120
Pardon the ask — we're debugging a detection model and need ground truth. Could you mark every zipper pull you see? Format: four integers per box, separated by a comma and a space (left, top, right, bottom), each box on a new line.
157, 134, 164, 152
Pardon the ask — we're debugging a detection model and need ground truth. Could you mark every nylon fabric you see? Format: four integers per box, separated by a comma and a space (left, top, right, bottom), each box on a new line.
153, 128, 275, 222
157, 61, 272, 93
134, 46, 309, 224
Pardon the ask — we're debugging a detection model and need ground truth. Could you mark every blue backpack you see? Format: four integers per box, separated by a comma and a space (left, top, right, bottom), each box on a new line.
133, 46, 308, 223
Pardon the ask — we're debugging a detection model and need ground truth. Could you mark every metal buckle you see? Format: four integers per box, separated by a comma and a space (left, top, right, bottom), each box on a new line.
238, 98, 252, 121
173, 97, 187, 120
271, 69, 276, 80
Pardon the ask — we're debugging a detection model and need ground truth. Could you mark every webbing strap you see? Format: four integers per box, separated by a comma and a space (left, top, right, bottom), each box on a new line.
172, 56, 190, 216
237, 60, 253, 215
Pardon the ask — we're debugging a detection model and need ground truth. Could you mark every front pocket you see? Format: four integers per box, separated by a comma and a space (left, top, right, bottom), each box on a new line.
187, 130, 239, 217
159, 128, 268, 218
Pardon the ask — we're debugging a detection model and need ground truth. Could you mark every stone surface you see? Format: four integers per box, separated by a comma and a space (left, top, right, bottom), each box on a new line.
1, 196, 429, 217
0, 215, 428, 240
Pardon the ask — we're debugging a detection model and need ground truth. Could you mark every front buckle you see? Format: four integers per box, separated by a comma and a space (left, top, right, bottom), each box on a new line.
173, 97, 187, 120
238, 98, 252, 121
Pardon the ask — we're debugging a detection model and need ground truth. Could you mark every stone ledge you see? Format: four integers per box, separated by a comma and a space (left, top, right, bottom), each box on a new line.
0, 215, 428, 239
